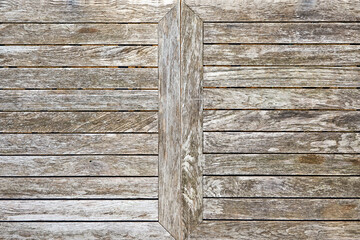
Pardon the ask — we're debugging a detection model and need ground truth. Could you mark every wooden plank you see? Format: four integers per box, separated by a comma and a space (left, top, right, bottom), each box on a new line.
186, 0, 360, 22
0, 222, 173, 240
204, 67, 360, 87
204, 176, 360, 198
0, 46, 157, 66
204, 154, 360, 176
0, 155, 158, 176
204, 132, 360, 153
204, 45, 360, 66
0, 0, 175, 22
0, 200, 157, 221
189, 221, 360, 240
204, 110, 360, 131
0, 68, 158, 89
0, 112, 158, 133
0, 134, 157, 154
204, 89, 360, 110
204, 199, 360, 220
0, 177, 157, 199
0, 90, 158, 111
205, 23, 360, 43
0, 24, 157, 44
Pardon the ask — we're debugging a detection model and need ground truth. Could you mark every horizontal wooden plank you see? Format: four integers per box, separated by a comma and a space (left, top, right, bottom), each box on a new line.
0, 68, 158, 89
204, 67, 360, 87
0, 0, 175, 22
204, 45, 360, 66
0, 134, 157, 154
0, 24, 157, 44
0, 46, 157, 66
204, 132, 360, 153
0, 112, 158, 133
204, 176, 360, 198
0, 222, 173, 240
204, 89, 360, 110
189, 221, 360, 240
204, 199, 360, 220
204, 110, 360, 131
204, 23, 360, 43
204, 154, 360, 175
186, 0, 360, 22
0, 200, 157, 221
0, 90, 158, 111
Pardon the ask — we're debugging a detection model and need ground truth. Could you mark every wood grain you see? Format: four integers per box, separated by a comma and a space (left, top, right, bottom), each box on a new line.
0, 134, 158, 154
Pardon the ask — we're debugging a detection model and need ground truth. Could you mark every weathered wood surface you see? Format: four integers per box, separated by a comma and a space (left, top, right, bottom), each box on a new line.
204, 89, 360, 110
0, 24, 157, 44
0, 177, 157, 199
204, 154, 360, 176
204, 176, 360, 198
204, 110, 360, 131
0, 46, 157, 66
189, 221, 360, 240
0, 200, 158, 221
204, 199, 360, 220
204, 45, 360, 66
0, 90, 158, 111
204, 67, 360, 87
0, 0, 175, 22
0, 155, 158, 176
0, 222, 174, 240
0, 68, 158, 89
204, 132, 360, 153
186, 0, 360, 22
0, 134, 157, 154
0, 112, 158, 133
205, 23, 360, 43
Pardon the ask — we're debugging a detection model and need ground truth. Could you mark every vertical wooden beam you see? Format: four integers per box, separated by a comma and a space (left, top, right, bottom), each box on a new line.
158, 2, 203, 239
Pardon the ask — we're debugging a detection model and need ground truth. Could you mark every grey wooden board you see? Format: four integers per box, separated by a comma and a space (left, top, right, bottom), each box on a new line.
204, 45, 360, 66
204, 67, 360, 87
189, 221, 360, 240
0, 46, 157, 66
0, 68, 158, 89
0, 90, 158, 111
0, 222, 174, 240
204, 23, 360, 43
204, 110, 360, 131
186, 0, 360, 22
204, 199, 360, 220
0, 155, 158, 176
204, 176, 360, 198
0, 134, 158, 154
204, 132, 360, 153
0, 0, 176, 22
204, 89, 360, 110
0, 112, 158, 133
0, 200, 158, 221
0, 24, 157, 44
204, 154, 360, 176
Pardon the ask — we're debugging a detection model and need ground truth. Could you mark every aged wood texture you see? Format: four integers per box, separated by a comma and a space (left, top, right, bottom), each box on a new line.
204, 45, 360, 66
204, 67, 360, 87
204, 110, 360, 131
0, 90, 158, 111
204, 89, 360, 110
158, 3, 203, 239
0, 46, 157, 66
0, 24, 157, 44
0, 200, 158, 221
204, 154, 360, 176
204, 199, 360, 220
0, 68, 158, 89
0, 134, 157, 154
